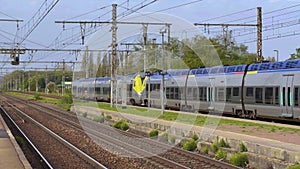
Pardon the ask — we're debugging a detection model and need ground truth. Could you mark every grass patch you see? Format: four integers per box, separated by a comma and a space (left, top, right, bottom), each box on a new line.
182, 139, 197, 151
230, 153, 249, 167
15, 136, 25, 147
287, 164, 300, 169
219, 138, 230, 148
148, 129, 159, 138
93, 115, 105, 123
112, 119, 129, 131
6, 92, 71, 111
201, 145, 209, 154
106, 115, 112, 120
211, 140, 219, 153
215, 149, 227, 160
240, 142, 248, 152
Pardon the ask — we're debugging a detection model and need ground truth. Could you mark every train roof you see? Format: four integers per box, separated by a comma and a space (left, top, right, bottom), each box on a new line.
184, 59, 300, 75
73, 59, 300, 82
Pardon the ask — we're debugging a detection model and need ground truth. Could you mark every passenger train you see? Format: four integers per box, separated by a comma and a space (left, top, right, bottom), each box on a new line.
72, 59, 300, 121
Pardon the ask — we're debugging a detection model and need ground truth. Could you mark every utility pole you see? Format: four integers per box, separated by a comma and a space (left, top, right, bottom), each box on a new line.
143, 24, 148, 72
194, 7, 263, 62
45, 66, 48, 94
274, 49, 279, 62
22, 71, 25, 92
160, 28, 167, 115
257, 7, 262, 62
62, 59, 65, 96
111, 4, 117, 107
35, 70, 38, 92
28, 71, 30, 92
166, 24, 171, 70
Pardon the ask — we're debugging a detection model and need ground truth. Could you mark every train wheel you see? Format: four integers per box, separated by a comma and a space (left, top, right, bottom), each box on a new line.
236, 110, 243, 118
144, 100, 149, 107
130, 99, 136, 105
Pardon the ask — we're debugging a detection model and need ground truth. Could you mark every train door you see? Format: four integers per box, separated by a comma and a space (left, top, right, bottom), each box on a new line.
208, 78, 215, 111
281, 75, 294, 117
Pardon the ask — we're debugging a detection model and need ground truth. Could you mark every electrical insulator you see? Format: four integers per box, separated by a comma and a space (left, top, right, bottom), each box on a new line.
11, 53, 19, 65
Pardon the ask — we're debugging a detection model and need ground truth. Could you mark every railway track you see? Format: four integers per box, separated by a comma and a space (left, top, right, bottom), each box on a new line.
0, 99, 107, 169
2, 93, 241, 169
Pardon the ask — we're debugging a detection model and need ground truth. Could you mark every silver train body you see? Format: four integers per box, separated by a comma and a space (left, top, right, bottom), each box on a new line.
72, 59, 300, 121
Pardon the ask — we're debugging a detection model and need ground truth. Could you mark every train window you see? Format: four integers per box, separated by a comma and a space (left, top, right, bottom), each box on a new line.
288, 87, 291, 106
233, 87, 239, 96
246, 87, 254, 97
193, 88, 198, 100
199, 87, 204, 101
157, 84, 161, 90
174, 87, 179, 99
171, 88, 175, 99
166, 88, 170, 99
295, 87, 299, 106
265, 87, 273, 104
283, 87, 286, 106
208, 88, 211, 101
255, 88, 263, 103
274, 87, 279, 105
218, 88, 225, 101
95, 87, 101, 94
188, 87, 193, 96
226, 88, 232, 102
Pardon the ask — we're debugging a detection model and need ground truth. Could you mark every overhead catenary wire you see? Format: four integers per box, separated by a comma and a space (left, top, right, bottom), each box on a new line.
34, 0, 158, 63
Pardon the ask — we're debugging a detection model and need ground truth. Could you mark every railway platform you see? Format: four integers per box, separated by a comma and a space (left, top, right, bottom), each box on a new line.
0, 114, 31, 169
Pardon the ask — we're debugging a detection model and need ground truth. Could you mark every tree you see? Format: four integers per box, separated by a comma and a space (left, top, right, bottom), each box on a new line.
46, 82, 57, 93
288, 48, 300, 60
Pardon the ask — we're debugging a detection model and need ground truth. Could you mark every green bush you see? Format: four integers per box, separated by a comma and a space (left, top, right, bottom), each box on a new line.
192, 134, 199, 141
106, 115, 112, 120
183, 139, 197, 151
15, 136, 25, 147
34, 93, 42, 101
82, 112, 87, 118
219, 138, 230, 148
229, 153, 249, 167
240, 142, 248, 152
211, 141, 219, 153
215, 149, 227, 160
148, 129, 159, 138
120, 121, 129, 130
287, 164, 300, 169
93, 116, 104, 123
201, 145, 209, 154
62, 93, 73, 104
112, 119, 129, 131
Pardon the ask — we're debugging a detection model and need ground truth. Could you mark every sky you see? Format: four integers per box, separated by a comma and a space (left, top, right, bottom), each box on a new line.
0, 0, 299, 74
